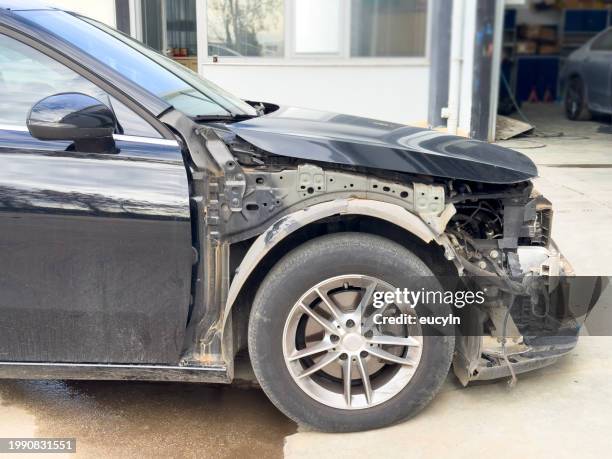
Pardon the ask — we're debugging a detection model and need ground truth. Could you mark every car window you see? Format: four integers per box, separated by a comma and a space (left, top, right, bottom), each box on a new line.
0, 34, 162, 138
591, 30, 612, 51
16, 10, 258, 119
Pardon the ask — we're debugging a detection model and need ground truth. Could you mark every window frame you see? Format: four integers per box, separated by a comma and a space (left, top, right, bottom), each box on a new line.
197, 0, 432, 67
0, 23, 174, 140
0, 31, 164, 138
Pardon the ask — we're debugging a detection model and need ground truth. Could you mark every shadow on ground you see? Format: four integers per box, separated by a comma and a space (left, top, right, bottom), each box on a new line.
0, 379, 295, 458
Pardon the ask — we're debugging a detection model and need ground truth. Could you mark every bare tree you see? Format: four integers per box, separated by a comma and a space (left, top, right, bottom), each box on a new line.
209, 0, 281, 56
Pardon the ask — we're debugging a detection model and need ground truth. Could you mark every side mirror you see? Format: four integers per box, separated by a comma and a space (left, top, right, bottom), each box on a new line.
27, 92, 117, 153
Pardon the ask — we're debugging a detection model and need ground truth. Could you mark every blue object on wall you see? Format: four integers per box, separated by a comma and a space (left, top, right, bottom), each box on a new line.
564, 9, 608, 32
516, 56, 560, 102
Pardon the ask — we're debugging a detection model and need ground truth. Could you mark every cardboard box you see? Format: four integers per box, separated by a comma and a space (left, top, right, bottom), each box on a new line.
560, 1, 610, 9
539, 44, 560, 54
518, 25, 557, 42
539, 26, 557, 42
516, 41, 538, 54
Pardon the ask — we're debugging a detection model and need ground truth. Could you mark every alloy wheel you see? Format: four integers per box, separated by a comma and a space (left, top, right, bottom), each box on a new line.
282, 275, 423, 410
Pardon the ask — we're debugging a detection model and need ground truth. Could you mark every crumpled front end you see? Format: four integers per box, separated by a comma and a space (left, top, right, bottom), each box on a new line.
177, 116, 601, 384
444, 185, 602, 385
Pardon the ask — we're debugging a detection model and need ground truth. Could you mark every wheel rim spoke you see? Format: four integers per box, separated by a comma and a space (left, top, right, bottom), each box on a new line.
355, 281, 377, 320
298, 351, 339, 379
356, 356, 373, 405
368, 335, 420, 347
342, 358, 352, 407
298, 302, 338, 335
289, 340, 336, 362
368, 347, 417, 366
284, 274, 423, 410
356, 281, 381, 333
315, 288, 344, 324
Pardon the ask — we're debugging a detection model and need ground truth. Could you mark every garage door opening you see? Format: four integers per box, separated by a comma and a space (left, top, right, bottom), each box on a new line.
496, 1, 612, 146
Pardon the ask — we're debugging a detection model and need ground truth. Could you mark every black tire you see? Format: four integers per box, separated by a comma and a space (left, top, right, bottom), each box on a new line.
248, 233, 454, 432
565, 76, 591, 121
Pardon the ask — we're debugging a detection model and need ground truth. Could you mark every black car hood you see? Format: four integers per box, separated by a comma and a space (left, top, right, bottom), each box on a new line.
227, 107, 537, 184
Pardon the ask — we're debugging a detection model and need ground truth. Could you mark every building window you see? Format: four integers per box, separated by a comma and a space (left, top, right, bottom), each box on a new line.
350, 0, 428, 57
115, 0, 131, 35
142, 0, 164, 52
294, 0, 342, 55
206, 0, 285, 57
202, 0, 428, 61
166, 0, 198, 57
140, 0, 198, 56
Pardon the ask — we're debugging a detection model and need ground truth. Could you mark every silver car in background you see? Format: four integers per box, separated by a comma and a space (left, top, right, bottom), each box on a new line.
561, 27, 612, 120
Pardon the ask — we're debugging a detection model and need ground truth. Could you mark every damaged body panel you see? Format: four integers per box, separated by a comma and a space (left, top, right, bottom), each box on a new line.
165, 114, 595, 390
226, 106, 538, 184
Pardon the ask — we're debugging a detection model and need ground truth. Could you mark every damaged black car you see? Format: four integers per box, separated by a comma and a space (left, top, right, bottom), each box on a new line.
0, 2, 600, 433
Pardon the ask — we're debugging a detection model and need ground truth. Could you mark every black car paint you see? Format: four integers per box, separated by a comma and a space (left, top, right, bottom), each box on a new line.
229, 107, 538, 184
27, 93, 117, 150
0, 128, 193, 364
0, 8, 196, 364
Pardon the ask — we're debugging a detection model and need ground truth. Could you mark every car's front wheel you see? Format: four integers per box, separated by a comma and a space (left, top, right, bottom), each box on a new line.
565, 76, 591, 121
248, 232, 454, 432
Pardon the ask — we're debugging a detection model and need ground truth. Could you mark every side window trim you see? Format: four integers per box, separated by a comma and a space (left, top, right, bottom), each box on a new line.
0, 124, 28, 133
0, 123, 178, 147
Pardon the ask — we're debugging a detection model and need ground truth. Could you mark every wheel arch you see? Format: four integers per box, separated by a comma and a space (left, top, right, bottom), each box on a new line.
221, 199, 458, 343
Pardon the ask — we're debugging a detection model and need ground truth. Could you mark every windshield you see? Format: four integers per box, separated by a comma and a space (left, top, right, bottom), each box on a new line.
16, 10, 257, 119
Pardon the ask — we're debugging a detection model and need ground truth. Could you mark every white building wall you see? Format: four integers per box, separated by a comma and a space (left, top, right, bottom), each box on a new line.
201, 63, 430, 124
515, 1, 561, 26
44, 0, 117, 27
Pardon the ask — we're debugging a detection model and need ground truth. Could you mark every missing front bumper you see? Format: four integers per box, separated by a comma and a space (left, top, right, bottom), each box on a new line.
453, 243, 602, 386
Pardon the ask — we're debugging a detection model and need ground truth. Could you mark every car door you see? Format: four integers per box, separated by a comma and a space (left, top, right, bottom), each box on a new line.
584, 30, 612, 113
0, 33, 193, 365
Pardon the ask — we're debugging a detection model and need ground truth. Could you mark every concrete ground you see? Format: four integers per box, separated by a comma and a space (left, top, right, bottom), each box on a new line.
0, 104, 610, 458
497, 103, 612, 277
0, 379, 294, 458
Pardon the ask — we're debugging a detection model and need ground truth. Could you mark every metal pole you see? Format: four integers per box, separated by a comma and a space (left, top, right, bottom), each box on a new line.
487, 0, 505, 142
469, 0, 497, 141
447, 0, 466, 135
427, 0, 454, 128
